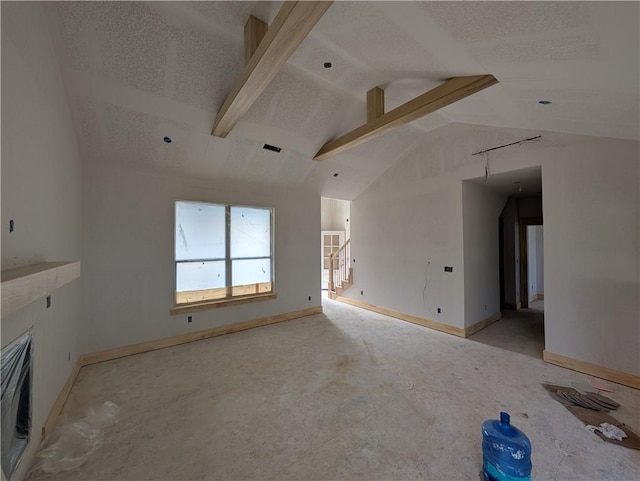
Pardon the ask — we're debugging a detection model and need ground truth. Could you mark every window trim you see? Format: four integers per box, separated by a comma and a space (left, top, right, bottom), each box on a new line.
172, 201, 275, 313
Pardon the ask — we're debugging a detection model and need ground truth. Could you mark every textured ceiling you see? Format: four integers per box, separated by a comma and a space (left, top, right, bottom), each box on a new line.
46, 1, 639, 200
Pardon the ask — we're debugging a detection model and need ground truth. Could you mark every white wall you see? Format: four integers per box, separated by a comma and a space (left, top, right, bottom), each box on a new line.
321, 197, 350, 240
349, 123, 639, 376
351, 170, 465, 328
82, 163, 320, 353
463, 182, 506, 327
1, 3, 83, 479
536, 226, 544, 295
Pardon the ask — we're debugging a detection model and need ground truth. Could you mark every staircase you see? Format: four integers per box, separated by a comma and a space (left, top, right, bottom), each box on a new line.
328, 239, 352, 299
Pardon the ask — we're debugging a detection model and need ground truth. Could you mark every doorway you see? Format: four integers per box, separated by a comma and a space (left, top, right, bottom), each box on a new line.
520, 220, 543, 309
320, 197, 350, 290
467, 166, 546, 359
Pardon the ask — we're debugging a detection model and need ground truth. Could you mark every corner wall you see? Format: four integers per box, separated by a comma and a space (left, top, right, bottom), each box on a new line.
1, 3, 83, 479
348, 123, 639, 377
462, 182, 506, 327
82, 163, 320, 353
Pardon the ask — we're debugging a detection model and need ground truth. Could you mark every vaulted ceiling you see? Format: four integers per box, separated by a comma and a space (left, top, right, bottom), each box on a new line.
47, 1, 639, 200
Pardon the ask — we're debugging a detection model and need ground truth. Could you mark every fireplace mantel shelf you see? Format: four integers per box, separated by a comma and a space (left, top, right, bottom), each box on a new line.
1, 261, 81, 318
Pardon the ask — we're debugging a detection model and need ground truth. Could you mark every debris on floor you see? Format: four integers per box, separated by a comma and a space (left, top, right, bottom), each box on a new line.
27, 401, 119, 476
543, 384, 640, 450
586, 423, 627, 441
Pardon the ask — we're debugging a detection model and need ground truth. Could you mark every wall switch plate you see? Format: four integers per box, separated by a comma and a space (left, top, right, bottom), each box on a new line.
444, 266, 453, 272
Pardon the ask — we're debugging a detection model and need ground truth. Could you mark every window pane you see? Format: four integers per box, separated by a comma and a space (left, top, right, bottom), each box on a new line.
176, 261, 225, 292
232, 259, 271, 287
176, 202, 225, 261
231, 207, 271, 258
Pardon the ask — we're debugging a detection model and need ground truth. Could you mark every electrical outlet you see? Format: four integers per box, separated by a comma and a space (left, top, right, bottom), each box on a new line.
9, 219, 14, 232
308, 296, 311, 301
437, 307, 442, 314
360, 290, 364, 295
46, 296, 51, 308
68, 352, 71, 361
187, 316, 192, 323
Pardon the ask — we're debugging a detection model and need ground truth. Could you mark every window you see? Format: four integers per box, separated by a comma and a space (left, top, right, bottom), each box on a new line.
175, 201, 274, 307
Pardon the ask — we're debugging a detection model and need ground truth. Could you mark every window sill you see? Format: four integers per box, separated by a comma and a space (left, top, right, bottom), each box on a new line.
170, 292, 277, 315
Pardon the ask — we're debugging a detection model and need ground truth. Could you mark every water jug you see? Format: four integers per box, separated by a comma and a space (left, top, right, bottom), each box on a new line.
482, 412, 532, 481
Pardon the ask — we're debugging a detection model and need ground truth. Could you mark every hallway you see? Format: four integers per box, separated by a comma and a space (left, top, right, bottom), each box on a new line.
469, 300, 544, 359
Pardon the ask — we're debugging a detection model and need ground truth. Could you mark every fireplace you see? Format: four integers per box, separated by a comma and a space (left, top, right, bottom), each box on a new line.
1, 330, 32, 478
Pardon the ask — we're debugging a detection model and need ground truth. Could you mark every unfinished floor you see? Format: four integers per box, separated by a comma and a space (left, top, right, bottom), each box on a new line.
469, 300, 545, 359
27, 297, 639, 481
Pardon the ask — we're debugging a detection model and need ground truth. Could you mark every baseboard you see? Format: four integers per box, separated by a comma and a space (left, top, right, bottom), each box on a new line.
42, 356, 83, 436
335, 297, 466, 337
464, 312, 502, 337
82, 306, 323, 366
543, 350, 640, 390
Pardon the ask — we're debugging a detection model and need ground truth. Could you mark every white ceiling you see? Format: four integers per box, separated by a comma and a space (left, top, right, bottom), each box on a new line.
46, 1, 639, 200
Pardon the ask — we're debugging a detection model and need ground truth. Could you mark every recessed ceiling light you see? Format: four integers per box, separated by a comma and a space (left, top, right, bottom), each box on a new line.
333, 172, 339, 177
323, 62, 332, 69
163, 136, 172, 143
538, 100, 552, 105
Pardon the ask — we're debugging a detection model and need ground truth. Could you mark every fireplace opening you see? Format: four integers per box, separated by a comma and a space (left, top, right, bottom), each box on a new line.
1, 330, 32, 478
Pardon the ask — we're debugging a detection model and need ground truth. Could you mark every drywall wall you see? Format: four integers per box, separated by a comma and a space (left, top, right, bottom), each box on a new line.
350, 172, 466, 328
536, 226, 544, 295
541, 138, 638, 375
321, 197, 350, 240
1, 3, 83, 479
462, 182, 506, 327
349, 122, 639, 376
82, 163, 320, 353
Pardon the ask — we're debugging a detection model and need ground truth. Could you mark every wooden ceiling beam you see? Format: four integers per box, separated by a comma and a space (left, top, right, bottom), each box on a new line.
367, 86, 385, 123
244, 15, 268, 66
314, 74, 498, 161
212, 1, 333, 138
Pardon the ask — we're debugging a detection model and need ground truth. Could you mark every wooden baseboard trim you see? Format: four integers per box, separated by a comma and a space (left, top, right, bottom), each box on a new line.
543, 350, 640, 390
82, 306, 323, 366
42, 357, 83, 436
464, 312, 502, 338
336, 297, 465, 337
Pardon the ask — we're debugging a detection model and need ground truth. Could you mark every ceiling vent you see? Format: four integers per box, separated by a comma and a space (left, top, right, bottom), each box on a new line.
263, 144, 281, 153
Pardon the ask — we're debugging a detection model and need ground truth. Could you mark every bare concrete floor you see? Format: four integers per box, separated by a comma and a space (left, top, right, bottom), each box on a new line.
469, 300, 545, 359
27, 297, 639, 481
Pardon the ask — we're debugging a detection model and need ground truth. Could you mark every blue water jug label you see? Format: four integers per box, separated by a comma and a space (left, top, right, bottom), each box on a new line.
485, 461, 531, 481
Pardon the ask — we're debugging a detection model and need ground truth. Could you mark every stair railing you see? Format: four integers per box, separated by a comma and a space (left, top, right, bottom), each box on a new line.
328, 239, 350, 292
